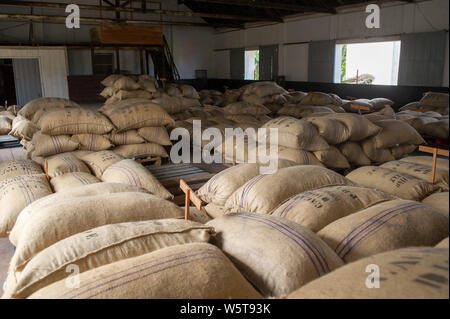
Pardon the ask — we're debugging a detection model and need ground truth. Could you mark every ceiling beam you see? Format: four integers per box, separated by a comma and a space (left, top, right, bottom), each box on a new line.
184, 0, 337, 14
0, 0, 277, 22
0, 13, 233, 27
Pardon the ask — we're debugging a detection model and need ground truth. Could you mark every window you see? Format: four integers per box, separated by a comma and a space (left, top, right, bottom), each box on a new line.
335, 41, 401, 85
92, 53, 114, 75
245, 50, 259, 80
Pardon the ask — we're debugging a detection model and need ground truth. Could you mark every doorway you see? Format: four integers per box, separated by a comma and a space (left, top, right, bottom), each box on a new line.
0, 59, 16, 106
12, 58, 42, 106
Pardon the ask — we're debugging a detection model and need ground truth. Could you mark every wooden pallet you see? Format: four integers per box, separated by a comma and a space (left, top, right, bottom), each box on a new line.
146, 163, 216, 205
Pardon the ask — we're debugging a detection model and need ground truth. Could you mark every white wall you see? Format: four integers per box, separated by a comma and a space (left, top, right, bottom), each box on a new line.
0, 0, 214, 79
213, 0, 449, 86
0, 47, 69, 99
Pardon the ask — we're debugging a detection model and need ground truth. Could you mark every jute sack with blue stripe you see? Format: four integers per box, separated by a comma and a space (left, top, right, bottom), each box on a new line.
288, 247, 449, 299
31, 132, 79, 157
0, 160, 42, 182
4, 219, 214, 299
346, 166, 438, 201
107, 129, 145, 146
101, 159, 173, 200
9, 192, 184, 272
70, 134, 113, 151
270, 186, 396, 233
46, 154, 91, 178
207, 213, 343, 297
9, 182, 149, 247
225, 165, 355, 215
197, 160, 297, 206
50, 172, 101, 192
317, 200, 449, 263
27, 243, 262, 299
0, 174, 52, 237
80, 150, 123, 178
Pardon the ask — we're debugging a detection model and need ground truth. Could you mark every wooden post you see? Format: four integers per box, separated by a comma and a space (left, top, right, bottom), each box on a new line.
180, 179, 208, 220
43, 160, 49, 181
431, 147, 438, 184
418, 145, 450, 184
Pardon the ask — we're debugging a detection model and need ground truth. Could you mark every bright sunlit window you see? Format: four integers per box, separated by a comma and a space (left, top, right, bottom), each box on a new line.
245, 50, 259, 80
335, 41, 401, 85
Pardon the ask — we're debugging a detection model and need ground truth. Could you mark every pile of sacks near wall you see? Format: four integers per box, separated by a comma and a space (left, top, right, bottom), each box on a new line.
195, 162, 448, 298
9, 97, 176, 163
399, 92, 449, 115
219, 111, 424, 170
0, 105, 21, 135
100, 74, 158, 104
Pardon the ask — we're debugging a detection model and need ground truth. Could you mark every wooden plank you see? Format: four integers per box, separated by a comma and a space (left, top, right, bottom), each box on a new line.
418, 145, 450, 157
91, 26, 163, 45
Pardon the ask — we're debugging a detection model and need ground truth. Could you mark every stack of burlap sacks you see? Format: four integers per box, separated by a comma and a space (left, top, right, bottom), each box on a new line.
399, 92, 449, 115
0, 105, 21, 135
100, 74, 158, 104
195, 160, 448, 298
395, 109, 449, 140
1, 159, 448, 299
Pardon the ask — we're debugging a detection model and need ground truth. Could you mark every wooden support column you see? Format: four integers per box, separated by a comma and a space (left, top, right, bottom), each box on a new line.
139, 49, 144, 74
115, 48, 120, 73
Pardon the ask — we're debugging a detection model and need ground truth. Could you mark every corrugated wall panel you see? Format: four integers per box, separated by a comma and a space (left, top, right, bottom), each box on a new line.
12, 59, 42, 106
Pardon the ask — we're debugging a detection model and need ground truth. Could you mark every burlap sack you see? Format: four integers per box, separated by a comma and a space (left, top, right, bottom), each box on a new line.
313, 146, 350, 169
225, 165, 355, 215
346, 166, 438, 201
102, 100, 174, 131
305, 117, 351, 145
420, 119, 449, 139
0, 111, 15, 121
342, 99, 374, 113
101, 159, 173, 199
300, 92, 334, 106
204, 203, 227, 219
243, 81, 286, 98
404, 115, 438, 132
179, 84, 200, 99
288, 247, 449, 299
100, 74, 123, 87
114, 89, 153, 101
50, 172, 101, 192
207, 213, 343, 297
113, 76, 140, 91
278, 147, 324, 167
329, 113, 381, 142
6, 219, 214, 299
137, 127, 171, 145
9, 182, 149, 246
40, 108, 114, 136
112, 143, 168, 159
10, 192, 184, 271
271, 186, 396, 232
8, 118, 38, 140
381, 160, 448, 191
436, 237, 449, 248
0, 116, 12, 134
360, 138, 395, 164
364, 114, 393, 122
370, 98, 394, 110
422, 192, 449, 217
98, 98, 150, 113
400, 156, 449, 171
137, 75, 157, 92
151, 94, 185, 114
262, 117, 330, 151
225, 114, 258, 124
197, 160, 297, 206
0, 160, 42, 182
338, 142, 371, 166
69, 134, 112, 151
108, 130, 145, 145
80, 150, 123, 178
390, 144, 417, 159
45, 154, 90, 178
318, 200, 449, 263
222, 89, 241, 106
223, 102, 271, 116
99, 86, 116, 98
18, 98, 80, 120
27, 243, 261, 299
0, 175, 52, 237
420, 92, 449, 108
31, 133, 79, 157
372, 120, 425, 149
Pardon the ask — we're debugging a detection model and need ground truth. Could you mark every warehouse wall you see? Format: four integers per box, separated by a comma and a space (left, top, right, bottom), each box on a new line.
212, 0, 449, 86
0, 0, 214, 79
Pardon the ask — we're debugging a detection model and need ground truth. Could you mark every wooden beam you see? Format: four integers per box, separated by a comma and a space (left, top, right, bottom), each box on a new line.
0, 0, 272, 22
185, 0, 337, 14
0, 13, 220, 27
